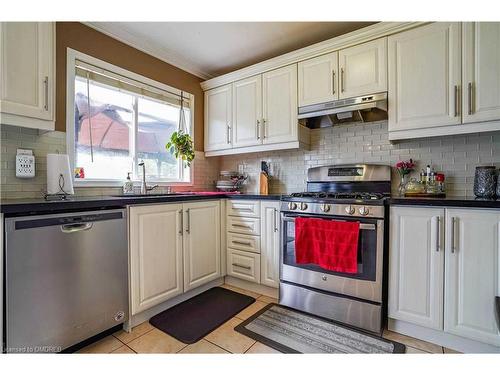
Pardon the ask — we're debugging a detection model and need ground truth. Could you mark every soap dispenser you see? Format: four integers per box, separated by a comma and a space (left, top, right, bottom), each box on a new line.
123, 172, 134, 195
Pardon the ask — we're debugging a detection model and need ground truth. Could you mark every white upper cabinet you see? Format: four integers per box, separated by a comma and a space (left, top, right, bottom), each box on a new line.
262, 64, 298, 145
444, 208, 500, 347
232, 75, 262, 148
462, 22, 500, 124
129, 204, 184, 315
298, 52, 338, 107
0, 22, 55, 130
183, 201, 221, 292
204, 84, 232, 151
388, 22, 462, 133
388, 206, 445, 330
338, 38, 387, 99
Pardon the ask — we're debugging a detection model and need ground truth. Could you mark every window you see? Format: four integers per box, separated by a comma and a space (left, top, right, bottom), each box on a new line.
67, 49, 193, 186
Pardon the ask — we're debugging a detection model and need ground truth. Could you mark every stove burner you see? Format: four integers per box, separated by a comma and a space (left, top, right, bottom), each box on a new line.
290, 192, 385, 200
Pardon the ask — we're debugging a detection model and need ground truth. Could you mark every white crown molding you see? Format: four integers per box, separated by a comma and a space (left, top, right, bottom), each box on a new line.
201, 22, 429, 91
83, 22, 213, 80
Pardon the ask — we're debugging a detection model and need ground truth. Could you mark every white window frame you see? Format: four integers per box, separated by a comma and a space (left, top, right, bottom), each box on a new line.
66, 48, 194, 187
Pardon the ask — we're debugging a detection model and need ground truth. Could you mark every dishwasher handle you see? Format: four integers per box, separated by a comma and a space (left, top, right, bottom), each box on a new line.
60, 222, 93, 233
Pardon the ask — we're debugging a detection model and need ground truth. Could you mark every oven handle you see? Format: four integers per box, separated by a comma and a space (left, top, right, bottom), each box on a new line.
282, 216, 376, 230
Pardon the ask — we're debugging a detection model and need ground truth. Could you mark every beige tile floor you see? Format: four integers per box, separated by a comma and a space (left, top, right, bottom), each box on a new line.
77, 284, 460, 354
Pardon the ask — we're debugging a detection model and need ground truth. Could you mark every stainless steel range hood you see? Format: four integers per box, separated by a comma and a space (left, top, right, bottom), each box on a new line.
298, 92, 388, 128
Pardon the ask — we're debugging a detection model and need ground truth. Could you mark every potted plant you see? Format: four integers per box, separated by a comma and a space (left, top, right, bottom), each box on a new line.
395, 159, 415, 196
166, 130, 195, 167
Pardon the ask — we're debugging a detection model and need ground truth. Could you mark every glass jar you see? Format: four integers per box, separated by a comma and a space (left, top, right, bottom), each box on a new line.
473, 166, 497, 198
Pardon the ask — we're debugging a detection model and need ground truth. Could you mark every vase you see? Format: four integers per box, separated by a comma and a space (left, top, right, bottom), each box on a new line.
398, 174, 408, 196
473, 166, 497, 198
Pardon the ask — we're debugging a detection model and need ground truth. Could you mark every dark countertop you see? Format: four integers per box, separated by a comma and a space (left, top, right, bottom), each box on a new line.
0, 193, 282, 216
389, 196, 500, 209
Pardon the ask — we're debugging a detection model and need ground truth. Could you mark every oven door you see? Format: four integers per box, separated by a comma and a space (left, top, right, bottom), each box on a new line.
280, 213, 384, 303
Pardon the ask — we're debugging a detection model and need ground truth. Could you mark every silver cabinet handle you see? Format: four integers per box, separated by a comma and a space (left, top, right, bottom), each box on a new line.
179, 209, 183, 236
274, 208, 278, 232
61, 222, 93, 233
435, 216, 440, 252
232, 223, 250, 229
232, 240, 252, 246
232, 263, 251, 270
256, 119, 261, 140
340, 68, 345, 93
451, 217, 458, 253
185, 208, 190, 233
262, 119, 266, 139
468, 82, 474, 115
43, 76, 49, 111
332, 70, 336, 95
454, 85, 460, 117
227, 125, 231, 144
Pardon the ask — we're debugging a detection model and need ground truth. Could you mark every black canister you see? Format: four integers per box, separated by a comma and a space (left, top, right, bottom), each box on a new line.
473, 166, 497, 198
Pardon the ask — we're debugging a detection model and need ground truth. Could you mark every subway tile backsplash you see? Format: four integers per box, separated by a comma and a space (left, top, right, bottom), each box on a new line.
2, 120, 500, 199
219, 120, 500, 197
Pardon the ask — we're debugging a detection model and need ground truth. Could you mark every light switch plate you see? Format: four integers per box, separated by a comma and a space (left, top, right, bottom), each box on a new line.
16, 149, 35, 178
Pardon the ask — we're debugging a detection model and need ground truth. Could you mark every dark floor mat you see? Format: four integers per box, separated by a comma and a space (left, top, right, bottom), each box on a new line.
149, 287, 255, 344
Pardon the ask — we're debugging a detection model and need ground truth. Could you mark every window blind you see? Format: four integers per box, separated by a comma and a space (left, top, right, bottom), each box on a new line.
75, 59, 191, 108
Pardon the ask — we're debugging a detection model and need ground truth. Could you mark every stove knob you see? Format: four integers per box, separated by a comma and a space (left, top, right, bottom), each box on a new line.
299, 202, 308, 211
359, 206, 370, 216
345, 205, 355, 215
288, 202, 297, 210
320, 204, 331, 213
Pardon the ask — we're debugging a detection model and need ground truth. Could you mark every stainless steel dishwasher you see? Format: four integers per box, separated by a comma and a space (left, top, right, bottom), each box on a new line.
4, 209, 128, 353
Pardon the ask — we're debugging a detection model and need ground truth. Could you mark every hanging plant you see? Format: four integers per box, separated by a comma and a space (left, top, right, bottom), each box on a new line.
166, 91, 195, 168
166, 130, 195, 167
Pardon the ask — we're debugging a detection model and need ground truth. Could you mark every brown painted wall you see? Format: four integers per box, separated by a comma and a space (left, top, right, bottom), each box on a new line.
56, 22, 205, 151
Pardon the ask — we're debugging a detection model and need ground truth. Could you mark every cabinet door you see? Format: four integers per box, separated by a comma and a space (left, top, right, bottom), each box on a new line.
444, 208, 500, 346
462, 22, 500, 124
260, 201, 280, 288
262, 64, 298, 145
388, 23, 461, 131
232, 75, 262, 147
338, 38, 387, 99
388, 206, 444, 330
129, 204, 183, 315
183, 201, 221, 291
298, 52, 338, 107
204, 84, 232, 151
0, 22, 54, 122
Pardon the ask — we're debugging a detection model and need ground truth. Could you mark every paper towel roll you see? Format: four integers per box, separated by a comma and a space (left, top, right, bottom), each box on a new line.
46, 154, 74, 195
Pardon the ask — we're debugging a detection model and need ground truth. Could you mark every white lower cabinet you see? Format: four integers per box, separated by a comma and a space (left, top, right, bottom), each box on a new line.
389, 206, 500, 347
129, 200, 221, 315
389, 206, 444, 330
260, 201, 280, 288
444, 208, 500, 346
129, 204, 184, 315
183, 201, 221, 292
226, 199, 280, 289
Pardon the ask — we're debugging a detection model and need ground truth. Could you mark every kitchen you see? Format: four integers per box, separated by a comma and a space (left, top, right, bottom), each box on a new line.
1, 3, 500, 371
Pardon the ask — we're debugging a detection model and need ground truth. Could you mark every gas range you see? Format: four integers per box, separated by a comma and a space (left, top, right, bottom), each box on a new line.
280, 164, 391, 219
278, 163, 392, 333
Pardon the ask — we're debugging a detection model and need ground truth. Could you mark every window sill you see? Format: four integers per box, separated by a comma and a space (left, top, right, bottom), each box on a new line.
74, 180, 193, 188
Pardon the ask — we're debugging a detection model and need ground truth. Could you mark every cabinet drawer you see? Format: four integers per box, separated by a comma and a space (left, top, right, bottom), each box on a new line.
227, 216, 260, 235
227, 232, 260, 254
227, 200, 261, 218
227, 249, 261, 283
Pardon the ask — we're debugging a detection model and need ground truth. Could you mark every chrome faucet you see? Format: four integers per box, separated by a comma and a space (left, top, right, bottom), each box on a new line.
138, 161, 159, 195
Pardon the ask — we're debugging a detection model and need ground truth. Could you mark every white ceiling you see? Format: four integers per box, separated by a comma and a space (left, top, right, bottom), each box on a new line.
86, 22, 376, 79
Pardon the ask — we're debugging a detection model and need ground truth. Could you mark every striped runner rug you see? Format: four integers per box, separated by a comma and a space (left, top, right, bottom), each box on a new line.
235, 304, 405, 353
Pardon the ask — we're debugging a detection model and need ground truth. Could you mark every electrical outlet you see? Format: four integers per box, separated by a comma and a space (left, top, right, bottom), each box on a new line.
16, 149, 35, 178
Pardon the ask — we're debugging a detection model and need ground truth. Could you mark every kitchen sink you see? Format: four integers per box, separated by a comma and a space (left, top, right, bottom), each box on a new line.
111, 193, 189, 198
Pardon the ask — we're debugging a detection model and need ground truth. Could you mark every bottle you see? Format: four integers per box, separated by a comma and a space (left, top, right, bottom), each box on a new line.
123, 172, 134, 195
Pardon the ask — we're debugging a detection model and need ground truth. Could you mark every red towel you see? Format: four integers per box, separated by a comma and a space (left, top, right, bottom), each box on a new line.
295, 217, 359, 273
